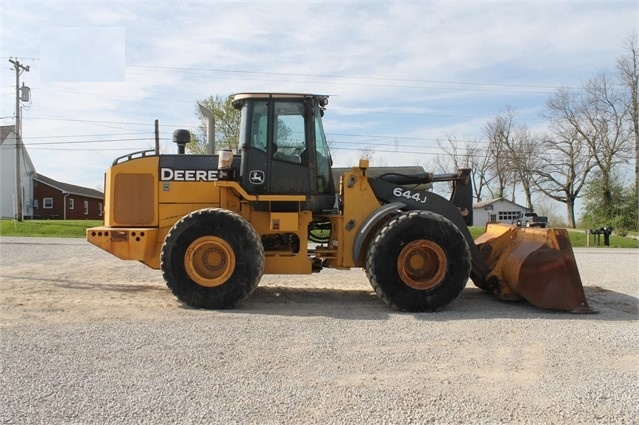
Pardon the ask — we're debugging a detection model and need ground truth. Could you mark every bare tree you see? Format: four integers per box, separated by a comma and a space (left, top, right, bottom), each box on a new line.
546, 75, 632, 224
436, 136, 492, 202
616, 33, 639, 222
583, 72, 633, 209
358, 147, 375, 163
531, 126, 595, 228
484, 111, 517, 201
531, 194, 562, 227
514, 126, 541, 209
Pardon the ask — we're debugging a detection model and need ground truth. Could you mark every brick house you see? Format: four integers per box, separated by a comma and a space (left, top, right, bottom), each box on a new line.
2, 124, 104, 220
32, 174, 104, 220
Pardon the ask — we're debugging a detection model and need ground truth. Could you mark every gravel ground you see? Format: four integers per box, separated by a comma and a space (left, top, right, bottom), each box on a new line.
0, 237, 637, 424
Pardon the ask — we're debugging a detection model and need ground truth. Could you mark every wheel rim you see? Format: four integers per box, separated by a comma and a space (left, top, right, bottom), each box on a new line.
184, 236, 235, 287
397, 240, 447, 290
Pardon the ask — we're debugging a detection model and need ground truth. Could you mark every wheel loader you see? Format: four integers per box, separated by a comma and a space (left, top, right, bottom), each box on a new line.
87, 93, 593, 313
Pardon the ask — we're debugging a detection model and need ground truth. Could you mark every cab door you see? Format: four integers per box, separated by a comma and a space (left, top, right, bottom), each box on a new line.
240, 98, 310, 196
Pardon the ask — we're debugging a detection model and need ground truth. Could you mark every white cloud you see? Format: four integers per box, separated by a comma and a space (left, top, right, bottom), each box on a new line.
0, 0, 636, 194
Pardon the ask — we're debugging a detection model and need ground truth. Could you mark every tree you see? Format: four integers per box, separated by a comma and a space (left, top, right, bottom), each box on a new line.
616, 33, 639, 228
483, 112, 516, 201
358, 147, 375, 163
582, 72, 633, 215
531, 125, 594, 228
581, 170, 638, 233
508, 125, 539, 209
436, 136, 492, 202
485, 108, 540, 209
188, 94, 241, 154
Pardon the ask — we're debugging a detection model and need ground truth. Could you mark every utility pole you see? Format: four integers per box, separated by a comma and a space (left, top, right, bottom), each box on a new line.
9, 58, 30, 222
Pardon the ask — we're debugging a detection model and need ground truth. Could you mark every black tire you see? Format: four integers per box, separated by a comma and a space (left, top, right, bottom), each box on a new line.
365, 210, 470, 312
161, 208, 264, 309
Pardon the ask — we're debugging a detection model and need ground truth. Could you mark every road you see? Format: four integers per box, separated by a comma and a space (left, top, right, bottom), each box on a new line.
0, 237, 637, 424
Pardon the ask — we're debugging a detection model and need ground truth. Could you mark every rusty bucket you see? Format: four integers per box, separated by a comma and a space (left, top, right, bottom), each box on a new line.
474, 223, 595, 313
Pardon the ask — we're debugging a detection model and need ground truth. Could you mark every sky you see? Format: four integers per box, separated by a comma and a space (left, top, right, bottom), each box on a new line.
1, 0, 637, 213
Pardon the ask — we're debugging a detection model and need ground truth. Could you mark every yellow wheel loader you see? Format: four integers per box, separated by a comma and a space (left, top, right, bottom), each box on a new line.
87, 93, 593, 313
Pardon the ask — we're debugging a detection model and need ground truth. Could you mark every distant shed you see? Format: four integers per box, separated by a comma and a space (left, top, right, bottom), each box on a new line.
473, 198, 529, 226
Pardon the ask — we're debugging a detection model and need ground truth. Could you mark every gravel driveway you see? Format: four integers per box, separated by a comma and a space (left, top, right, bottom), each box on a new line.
0, 237, 637, 424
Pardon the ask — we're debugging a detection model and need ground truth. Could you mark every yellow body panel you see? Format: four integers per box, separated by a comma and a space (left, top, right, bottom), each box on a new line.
325, 164, 382, 268
158, 180, 222, 204
239, 208, 314, 274
269, 212, 299, 232
158, 203, 220, 229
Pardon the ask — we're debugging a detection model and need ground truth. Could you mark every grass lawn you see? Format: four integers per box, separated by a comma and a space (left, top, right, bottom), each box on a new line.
0, 219, 103, 238
1, 219, 637, 248
468, 225, 638, 248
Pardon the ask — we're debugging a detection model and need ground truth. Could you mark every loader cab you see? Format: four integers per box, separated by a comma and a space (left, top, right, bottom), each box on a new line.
233, 93, 335, 212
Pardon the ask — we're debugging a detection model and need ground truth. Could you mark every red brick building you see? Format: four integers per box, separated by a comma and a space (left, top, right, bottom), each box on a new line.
32, 174, 104, 220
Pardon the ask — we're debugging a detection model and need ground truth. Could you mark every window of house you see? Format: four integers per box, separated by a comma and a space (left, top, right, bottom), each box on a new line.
84, 200, 89, 215
43, 198, 53, 209
98, 202, 103, 217
69, 198, 74, 209
498, 211, 521, 221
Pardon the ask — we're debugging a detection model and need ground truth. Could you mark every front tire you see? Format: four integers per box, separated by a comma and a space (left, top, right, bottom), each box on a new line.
161, 208, 264, 309
365, 210, 470, 312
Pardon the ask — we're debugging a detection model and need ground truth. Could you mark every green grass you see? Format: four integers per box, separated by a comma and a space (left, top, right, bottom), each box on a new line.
469, 225, 638, 248
2, 219, 637, 248
0, 219, 103, 238
565, 228, 638, 248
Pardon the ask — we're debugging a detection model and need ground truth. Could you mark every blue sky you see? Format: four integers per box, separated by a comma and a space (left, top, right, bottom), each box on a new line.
1, 1, 637, 210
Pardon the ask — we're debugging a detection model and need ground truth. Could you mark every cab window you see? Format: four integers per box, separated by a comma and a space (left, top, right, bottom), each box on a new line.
314, 107, 331, 193
273, 101, 306, 164
250, 102, 269, 151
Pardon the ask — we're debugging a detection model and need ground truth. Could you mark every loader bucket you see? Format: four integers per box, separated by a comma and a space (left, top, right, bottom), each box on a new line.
474, 223, 595, 313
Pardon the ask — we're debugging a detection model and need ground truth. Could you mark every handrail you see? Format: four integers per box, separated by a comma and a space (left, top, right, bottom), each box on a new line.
112, 149, 158, 165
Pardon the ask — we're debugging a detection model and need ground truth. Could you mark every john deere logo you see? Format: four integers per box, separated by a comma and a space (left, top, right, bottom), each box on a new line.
249, 170, 265, 184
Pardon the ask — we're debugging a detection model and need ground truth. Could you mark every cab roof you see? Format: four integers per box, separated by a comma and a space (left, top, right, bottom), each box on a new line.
232, 93, 328, 101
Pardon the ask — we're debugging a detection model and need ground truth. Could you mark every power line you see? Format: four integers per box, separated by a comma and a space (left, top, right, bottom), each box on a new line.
24, 138, 153, 145
25, 132, 151, 139
29, 117, 154, 126
129, 64, 572, 93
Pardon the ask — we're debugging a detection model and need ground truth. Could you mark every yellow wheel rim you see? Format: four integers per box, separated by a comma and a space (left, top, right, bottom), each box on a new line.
184, 236, 235, 287
397, 240, 447, 290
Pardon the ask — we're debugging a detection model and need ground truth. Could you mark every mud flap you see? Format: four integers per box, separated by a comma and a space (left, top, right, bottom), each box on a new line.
474, 223, 596, 313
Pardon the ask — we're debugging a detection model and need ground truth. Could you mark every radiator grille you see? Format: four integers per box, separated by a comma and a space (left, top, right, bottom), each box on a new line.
114, 173, 155, 225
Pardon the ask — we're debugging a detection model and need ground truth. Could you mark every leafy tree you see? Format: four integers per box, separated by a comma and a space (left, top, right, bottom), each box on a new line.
581, 170, 638, 233
188, 94, 241, 154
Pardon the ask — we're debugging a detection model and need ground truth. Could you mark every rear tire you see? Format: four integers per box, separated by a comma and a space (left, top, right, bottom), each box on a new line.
365, 210, 470, 312
161, 208, 264, 309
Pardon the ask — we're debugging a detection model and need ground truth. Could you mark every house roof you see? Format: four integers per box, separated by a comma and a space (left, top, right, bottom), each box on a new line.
1, 125, 15, 143
473, 197, 528, 210
35, 173, 103, 200
1, 125, 37, 173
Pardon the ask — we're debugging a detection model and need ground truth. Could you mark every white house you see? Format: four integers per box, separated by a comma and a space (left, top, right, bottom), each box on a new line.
473, 198, 530, 226
0, 125, 36, 219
